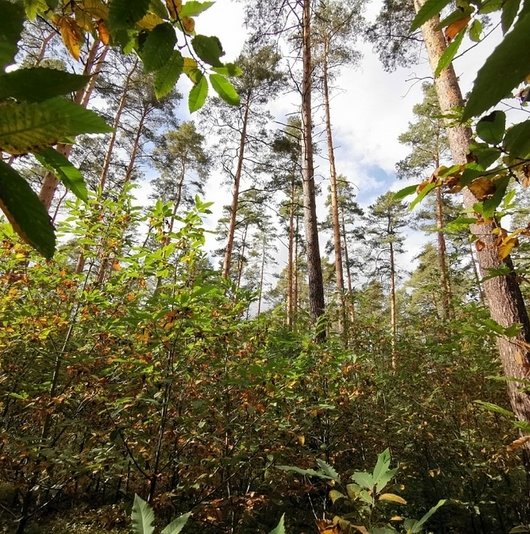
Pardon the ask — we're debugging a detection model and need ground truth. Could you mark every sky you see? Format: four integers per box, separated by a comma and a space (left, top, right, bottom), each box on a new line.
137, 0, 507, 290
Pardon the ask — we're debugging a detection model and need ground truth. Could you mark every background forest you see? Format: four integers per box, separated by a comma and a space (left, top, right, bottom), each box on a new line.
1, 0, 530, 533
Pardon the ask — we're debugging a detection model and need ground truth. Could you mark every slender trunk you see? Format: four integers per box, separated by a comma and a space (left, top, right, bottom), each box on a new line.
322, 40, 346, 335
39, 40, 106, 211
287, 180, 295, 328
469, 242, 486, 304
435, 187, 452, 319
389, 240, 397, 369
416, 2, 530, 425
301, 0, 326, 333
341, 211, 355, 324
236, 223, 249, 289
257, 235, 267, 315
223, 99, 250, 278
98, 58, 139, 192
294, 214, 300, 327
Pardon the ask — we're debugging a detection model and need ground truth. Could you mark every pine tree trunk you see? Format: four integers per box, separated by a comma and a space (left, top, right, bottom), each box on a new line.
389, 240, 397, 369
257, 235, 267, 315
287, 179, 295, 328
39, 40, 107, 211
435, 187, 452, 319
323, 40, 346, 334
223, 99, 250, 278
416, 1, 530, 425
301, 0, 326, 333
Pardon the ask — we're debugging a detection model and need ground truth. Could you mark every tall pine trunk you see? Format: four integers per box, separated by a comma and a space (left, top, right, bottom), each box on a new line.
435, 187, 452, 319
416, 0, 530, 427
301, 0, 326, 333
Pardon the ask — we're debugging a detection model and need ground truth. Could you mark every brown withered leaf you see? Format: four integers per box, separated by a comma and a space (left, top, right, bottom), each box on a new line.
97, 20, 110, 45
166, 0, 182, 19
445, 15, 471, 41
475, 240, 485, 252
316, 520, 340, 533
507, 435, 530, 452
468, 176, 496, 200
181, 16, 195, 34
58, 17, 84, 61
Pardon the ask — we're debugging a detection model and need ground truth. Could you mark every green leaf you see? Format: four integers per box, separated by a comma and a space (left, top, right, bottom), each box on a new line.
0, 97, 112, 155
0, 0, 25, 69
329, 489, 347, 504
464, 13, 530, 119
469, 19, 483, 42
109, 0, 150, 31
435, 27, 465, 77
212, 63, 243, 77
131, 494, 155, 534
0, 68, 90, 102
276, 465, 334, 479
140, 23, 177, 72
24, 0, 48, 20
408, 499, 446, 533
437, 7, 473, 30
150, 0, 170, 19
476, 110, 506, 144
409, 182, 436, 210
393, 184, 418, 200
482, 175, 509, 218
209, 73, 240, 105
191, 35, 224, 67
351, 471, 374, 489
501, 0, 520, 33
316, 459, 340, 482
155, 50, 184, 99
179, 1, 214, 17
268, 514, 285, 534
411, 0, 452, 31
161, 512, 191, 534
34, 147, 88, 202
503, 120, 530, 159
474, 400, 515, 418
188, 74, 208, 113
0, 160, 55, 258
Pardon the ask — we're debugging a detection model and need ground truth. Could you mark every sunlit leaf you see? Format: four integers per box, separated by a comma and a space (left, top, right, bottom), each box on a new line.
188, 73, 208, 112
131, 494, 154, 534
269, 514, 285, 534
179, 1, 214, 17
379, 493, 407, 505
192, 35, 224, 67
435, 27, 465, 77
155, 50, 184, 99
209, 73, 240, 105
161, 512, 191, 534
0, 160, 55, 258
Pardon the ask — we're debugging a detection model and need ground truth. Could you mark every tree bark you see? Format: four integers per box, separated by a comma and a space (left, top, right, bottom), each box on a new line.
416, 1, 530, 424
389, 240, 397, 369
301, 0, 326, 333
435, 187, 452, 319
223, 99, 250, 279
287, 178, 296, 328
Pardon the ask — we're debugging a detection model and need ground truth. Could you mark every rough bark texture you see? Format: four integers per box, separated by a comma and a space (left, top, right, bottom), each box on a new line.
223, 99, 250, 279
301, 0, 326, 331
322, 42, 347, 335
417, 1, 530, 424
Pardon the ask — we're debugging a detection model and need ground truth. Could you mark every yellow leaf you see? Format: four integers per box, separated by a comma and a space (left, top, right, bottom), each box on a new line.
112, 261, 121, 271
183, 57, 198, 72
58, 17, 84, 61
297, 434, 305, 446
166, 0, 182, 19
379, 493, 407, 505
137, 13, 164, 30
499, 236, 518, 260
390, 516, 404, 522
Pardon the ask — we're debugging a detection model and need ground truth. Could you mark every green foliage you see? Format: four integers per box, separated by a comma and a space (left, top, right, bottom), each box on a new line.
131, 494, 190, 534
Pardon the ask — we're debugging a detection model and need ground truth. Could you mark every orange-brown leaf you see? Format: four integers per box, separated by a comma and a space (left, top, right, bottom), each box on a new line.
468, 176, 496, 200
475, 239, 485, 252
181, 16, 195, 34
507, 435, 530, 452
445, 15, 471, 41
166, 0, 182, 19
97, 20, 110, 45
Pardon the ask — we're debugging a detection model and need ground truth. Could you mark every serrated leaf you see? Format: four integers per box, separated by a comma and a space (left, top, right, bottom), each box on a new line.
188, 74, 208, 113
372, 448, 391, 484
109, 0, 150, 31
276, 465, 332, 479
352, 471, 374, 489
464, 13, 530, 119
316, 459, 340, 481
0, 0, 25, 68
131, 494, 155, 534
24, 0, 48, 20
155, 50, 184, 98
191, 35, 224, 67
179, 1, 214, 17
140, 23, 176, 72
161, 512, 191, 534
435, 27, 465, 77
0, 68, 90, 102
209, 73, 240, 105
34, 147, 88, 202
475, 400, 515, 418
0, 160, 55, 258
503, 120, 530, 159
268, 514, 285, 534
379, 493, 407, 505
58, 16, 84, 61
476, 110, 506, 144
0, 98, 112, 155
411, 0, 452, 31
